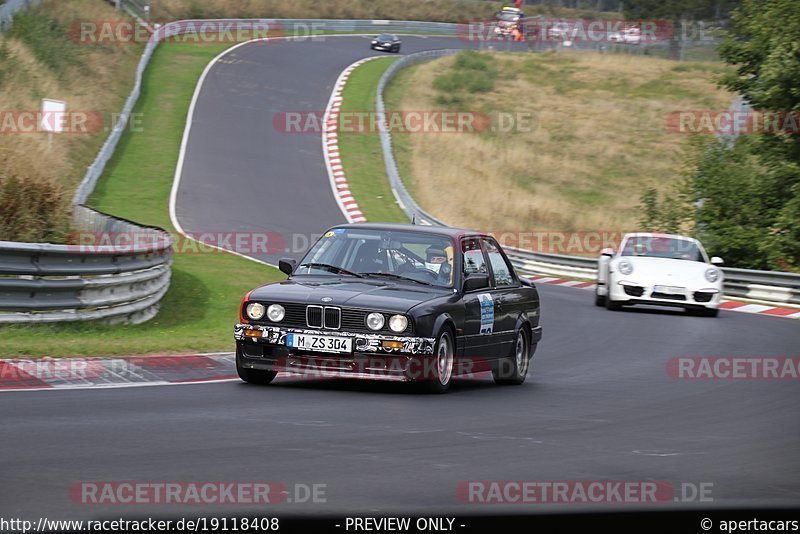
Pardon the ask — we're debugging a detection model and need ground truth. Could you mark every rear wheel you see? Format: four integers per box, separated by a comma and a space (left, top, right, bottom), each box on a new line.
493, 327, 530, 385
424, 329, 454, 394
236, 353, 277, 385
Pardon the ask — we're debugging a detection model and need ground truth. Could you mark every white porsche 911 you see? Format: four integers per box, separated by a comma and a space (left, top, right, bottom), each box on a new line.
595, 233, 724, 316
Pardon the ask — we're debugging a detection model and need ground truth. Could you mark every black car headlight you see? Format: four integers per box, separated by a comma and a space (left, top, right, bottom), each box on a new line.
388, 315, 408, 333
366, 312, 385, 331
246, 302, 265, 320
266, 304, 285, 322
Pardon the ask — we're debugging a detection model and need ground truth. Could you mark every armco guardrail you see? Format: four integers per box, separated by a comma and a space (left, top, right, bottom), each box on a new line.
0, 206, 172, 324
376, 50, 800, 307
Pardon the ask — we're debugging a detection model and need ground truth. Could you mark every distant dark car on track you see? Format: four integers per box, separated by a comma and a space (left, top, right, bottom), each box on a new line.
234, 223, 542, 393
370, 33, 401, 53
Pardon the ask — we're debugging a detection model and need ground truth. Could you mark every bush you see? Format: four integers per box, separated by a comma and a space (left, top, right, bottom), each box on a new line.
6, 7, 84, 75
0, 171, 71, 243
432, 51, 498, 104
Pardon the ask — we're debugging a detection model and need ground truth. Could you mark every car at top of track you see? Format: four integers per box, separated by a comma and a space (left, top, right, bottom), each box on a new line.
370, 34, 401, 53
234, 223, 542, 393
493, 6, 525, 37
595, 232, 724, 316
608, 26, 642, 44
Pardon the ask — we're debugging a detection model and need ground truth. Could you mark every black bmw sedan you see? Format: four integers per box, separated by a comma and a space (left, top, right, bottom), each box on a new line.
234, 223, 542, 393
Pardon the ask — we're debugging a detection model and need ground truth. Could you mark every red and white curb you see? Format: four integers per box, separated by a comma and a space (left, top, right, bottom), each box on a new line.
528, 275, 800, 319
0, 353, 237, 392
322, 56, 384, 224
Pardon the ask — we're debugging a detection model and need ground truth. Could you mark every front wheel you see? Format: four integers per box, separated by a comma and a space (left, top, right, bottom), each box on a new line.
594, 286, 606, 306
605, 294, 622, 311
493, 327, 530, 385
237, 354, 277, 385
689, 307, 719, 317
424, 329, 454, 394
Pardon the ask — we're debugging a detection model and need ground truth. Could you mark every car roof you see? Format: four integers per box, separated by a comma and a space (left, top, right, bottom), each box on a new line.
329, 222, 485, 239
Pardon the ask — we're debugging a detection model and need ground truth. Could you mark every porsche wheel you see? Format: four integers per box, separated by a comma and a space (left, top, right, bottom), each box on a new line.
594, 286, 606, 306
605, 295, 622, 311
493, 327, 530, 385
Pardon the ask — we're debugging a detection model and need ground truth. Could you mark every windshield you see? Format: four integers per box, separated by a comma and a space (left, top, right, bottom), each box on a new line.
377, 34, 395, 40
497, 13, 520, 22
620, 236, 707, 262
296, 228, 455, 287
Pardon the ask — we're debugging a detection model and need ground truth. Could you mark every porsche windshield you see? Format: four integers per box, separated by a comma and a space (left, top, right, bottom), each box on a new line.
296, 228, 456, 287
620, 236, 706, 262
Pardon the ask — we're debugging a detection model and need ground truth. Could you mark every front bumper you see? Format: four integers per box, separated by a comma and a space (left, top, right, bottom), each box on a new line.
607, 281, 722, 309
234, 323, 436, 381
371, 43, 395, 50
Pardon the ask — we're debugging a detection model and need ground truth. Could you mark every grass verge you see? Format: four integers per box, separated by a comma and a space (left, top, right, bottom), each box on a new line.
0, 41, 283, 358
336, 56, 408, 223
384, 50, 734, 238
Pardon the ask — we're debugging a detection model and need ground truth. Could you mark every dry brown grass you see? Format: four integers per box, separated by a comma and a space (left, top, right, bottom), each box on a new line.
0, 0, 143, 241
389, 50, 734, 241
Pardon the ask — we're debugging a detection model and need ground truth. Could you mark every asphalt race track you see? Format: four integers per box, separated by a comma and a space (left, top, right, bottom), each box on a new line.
1, 36, 798, 520
172, 36, 523, 264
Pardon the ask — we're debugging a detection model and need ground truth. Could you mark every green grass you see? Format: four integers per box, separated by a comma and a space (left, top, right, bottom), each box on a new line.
336, 56, 408, 223
0, 42, 283, 358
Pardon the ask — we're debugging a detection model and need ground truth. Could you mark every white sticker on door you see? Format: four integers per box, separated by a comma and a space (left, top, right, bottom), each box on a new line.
478, 293, 494, 335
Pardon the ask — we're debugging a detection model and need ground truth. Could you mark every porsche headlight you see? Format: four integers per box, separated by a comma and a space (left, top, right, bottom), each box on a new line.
705, 268, 720, 283
366, 312, 385, 331
389, 314, 408, 333
618, 260, 634, 276
246, 302, 265, 320
266, 304, 285, 322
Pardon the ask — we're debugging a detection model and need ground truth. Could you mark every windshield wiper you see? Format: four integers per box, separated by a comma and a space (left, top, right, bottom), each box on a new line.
298, 263, 363, 277
360, 272, 434, 286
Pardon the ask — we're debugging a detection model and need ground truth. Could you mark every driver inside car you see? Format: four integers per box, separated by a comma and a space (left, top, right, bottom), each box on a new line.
425, 246, 453, 284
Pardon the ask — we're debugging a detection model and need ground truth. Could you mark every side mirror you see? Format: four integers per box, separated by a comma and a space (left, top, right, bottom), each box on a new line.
463, 273, 490, 292
600, 248, 615, 257
278, 258, 296, 276
711, 256, 724, 265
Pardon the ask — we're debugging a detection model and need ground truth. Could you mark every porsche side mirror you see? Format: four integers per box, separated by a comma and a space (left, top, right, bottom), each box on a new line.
278, 258, 296, 276
600, 248, 615, 257
463, 273, 490, 292
711, 256, 724, 265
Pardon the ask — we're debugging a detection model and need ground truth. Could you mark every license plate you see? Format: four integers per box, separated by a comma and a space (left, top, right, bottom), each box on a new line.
286, 333, 352, 354
654, 285, 685, 295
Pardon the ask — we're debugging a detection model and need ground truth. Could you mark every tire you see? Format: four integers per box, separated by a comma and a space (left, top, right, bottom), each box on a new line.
689, 307, 719, 317
605, 295, 622, 311
236, 353, 277, 385
493, 327, 530, 385
594, 286, 606, 307
394, 45, 401, 53
424, 328, 454, 394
